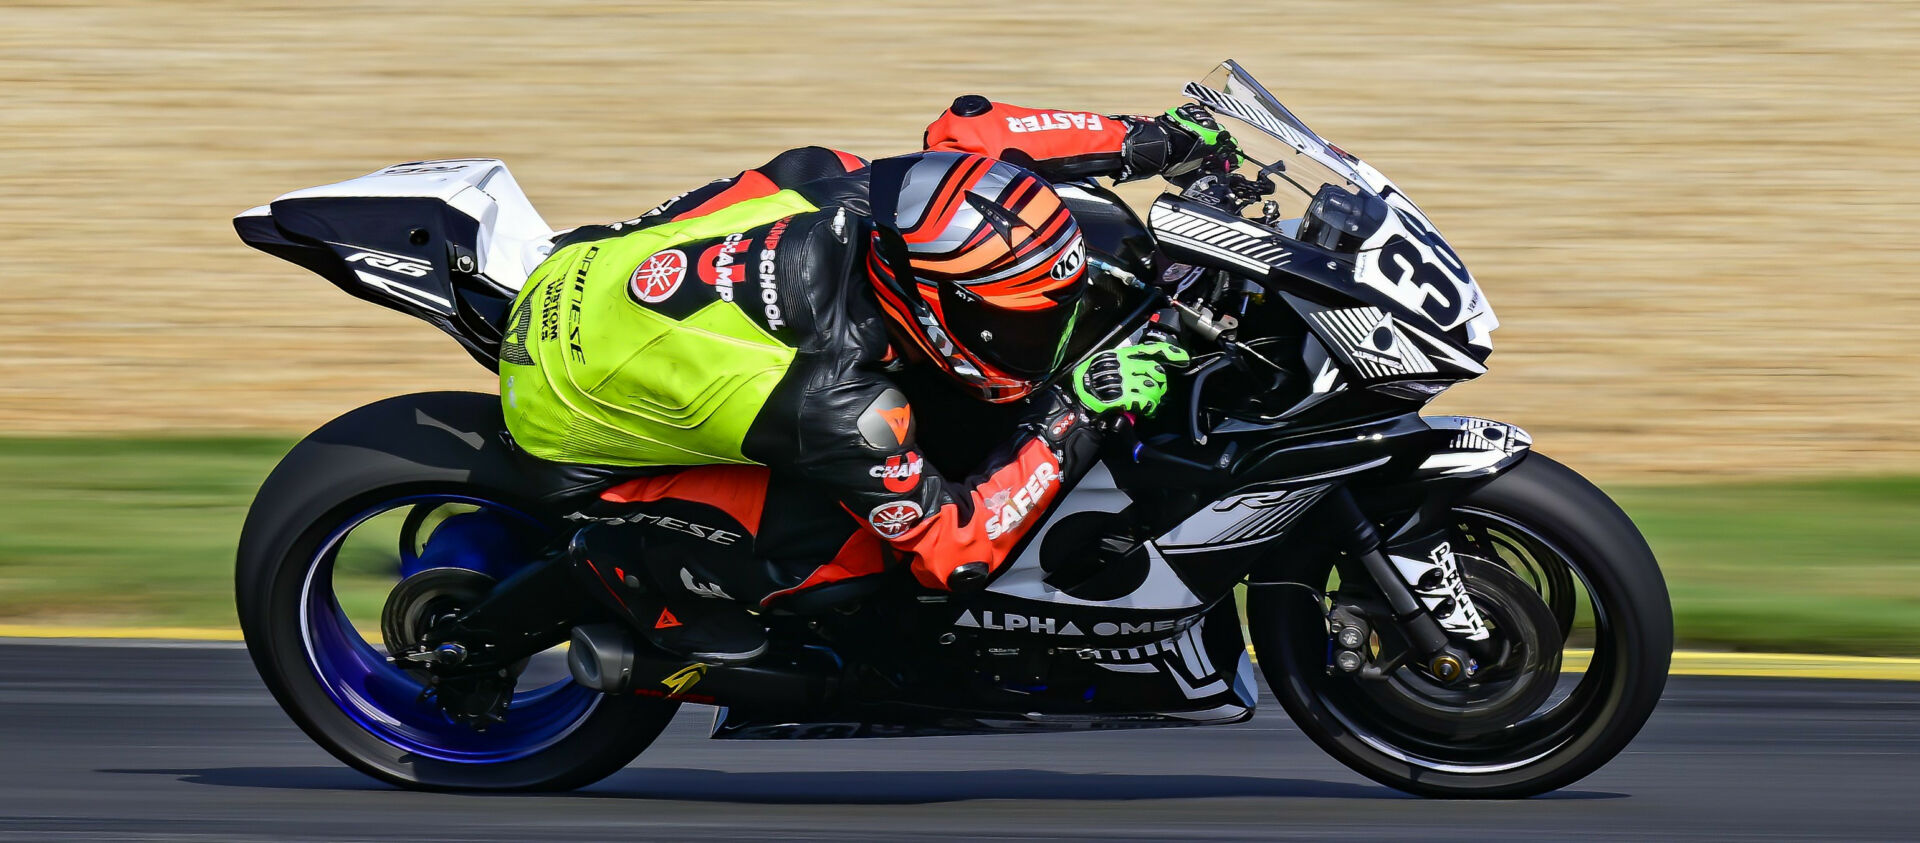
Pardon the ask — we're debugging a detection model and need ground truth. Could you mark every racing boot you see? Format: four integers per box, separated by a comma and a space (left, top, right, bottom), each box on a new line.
637, 598, 768, 665
566, 524, 768, 665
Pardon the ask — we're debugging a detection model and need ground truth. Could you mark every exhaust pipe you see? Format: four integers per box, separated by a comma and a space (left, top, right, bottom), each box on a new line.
567, 623, 636, 692
566, 623, 840, 713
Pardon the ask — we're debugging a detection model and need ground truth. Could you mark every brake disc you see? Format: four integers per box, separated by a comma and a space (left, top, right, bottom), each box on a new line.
380, 566, 496, 661
1356, 556, 1564, 738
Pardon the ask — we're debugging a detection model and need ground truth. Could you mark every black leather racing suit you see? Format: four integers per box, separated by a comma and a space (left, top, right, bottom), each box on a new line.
559, 98, 1188, 607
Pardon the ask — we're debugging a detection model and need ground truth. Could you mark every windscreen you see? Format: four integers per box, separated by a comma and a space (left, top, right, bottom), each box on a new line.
1191, 62, 1373, 192
1181, 61, 1498, 343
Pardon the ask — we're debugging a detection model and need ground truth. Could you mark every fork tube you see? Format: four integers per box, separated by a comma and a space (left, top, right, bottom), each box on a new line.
1323, 488, 1452, 656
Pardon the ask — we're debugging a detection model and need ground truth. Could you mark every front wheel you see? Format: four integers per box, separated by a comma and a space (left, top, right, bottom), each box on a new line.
1249, 452, 1673, 798
236, 392, 678, 791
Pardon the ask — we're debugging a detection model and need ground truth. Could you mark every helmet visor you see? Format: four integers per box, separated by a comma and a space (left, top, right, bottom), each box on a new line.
937, 282, 1084, 380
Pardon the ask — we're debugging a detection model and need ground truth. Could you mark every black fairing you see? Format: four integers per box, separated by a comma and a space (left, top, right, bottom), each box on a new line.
235, 198, 514, 368
1055, 180, 1163, 365
1148, 194, 1491, 377
1058, 181, 1160, 282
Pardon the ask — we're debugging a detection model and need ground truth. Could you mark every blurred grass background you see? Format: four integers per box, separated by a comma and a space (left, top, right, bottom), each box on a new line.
1, 2, 1916, 649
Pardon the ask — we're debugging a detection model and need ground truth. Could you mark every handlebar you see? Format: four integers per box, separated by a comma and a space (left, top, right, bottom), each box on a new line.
1077, 256, 1288, 451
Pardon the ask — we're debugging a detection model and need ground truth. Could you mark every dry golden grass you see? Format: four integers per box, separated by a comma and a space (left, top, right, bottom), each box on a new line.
3, 1, 1917, 481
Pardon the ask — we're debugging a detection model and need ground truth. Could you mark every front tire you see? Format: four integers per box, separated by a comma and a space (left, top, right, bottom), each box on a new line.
1250, 452, 1673, 798
236, 392, 677, 791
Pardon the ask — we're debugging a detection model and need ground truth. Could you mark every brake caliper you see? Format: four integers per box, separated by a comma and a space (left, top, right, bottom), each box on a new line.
382, 567, 519, 729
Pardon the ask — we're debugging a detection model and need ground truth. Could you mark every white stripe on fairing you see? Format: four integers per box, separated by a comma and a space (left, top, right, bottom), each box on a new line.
1162, 214, 1220, 239
1161, 217, 1207, 236
1178, 628, 1208, 680
325, 241, 420, 264
1212, 232, 1256, 250
1189, 626, 1216, 677
1397, 319, 1489, 374
1332, 307, 1378, 342
1156, 232, 1269, 272
353, 270, 452, 308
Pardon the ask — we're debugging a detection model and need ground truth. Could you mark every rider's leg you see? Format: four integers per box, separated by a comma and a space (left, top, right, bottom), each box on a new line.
753, 471, 893, 613
568, 466, 895, 662
570, 522, 769, 664
568, 466, 779, 664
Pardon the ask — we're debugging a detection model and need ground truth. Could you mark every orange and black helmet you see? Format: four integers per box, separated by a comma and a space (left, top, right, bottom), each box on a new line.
866, 151, 1088, 402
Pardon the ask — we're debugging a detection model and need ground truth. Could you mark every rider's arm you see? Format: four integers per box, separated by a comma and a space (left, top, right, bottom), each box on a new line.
793, 337, 1187, 591
923, 96, 1229, 183
792, 380, 1100, 591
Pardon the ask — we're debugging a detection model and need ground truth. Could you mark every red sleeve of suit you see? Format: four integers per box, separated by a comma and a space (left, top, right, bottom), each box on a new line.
925, 101, 1129, 167
880, 437, 1067, 589
793, 378, 1100, 592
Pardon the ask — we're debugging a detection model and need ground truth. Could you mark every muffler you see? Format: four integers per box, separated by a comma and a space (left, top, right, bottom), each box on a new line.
566, 623, 637, 692
565, 623, 841, 713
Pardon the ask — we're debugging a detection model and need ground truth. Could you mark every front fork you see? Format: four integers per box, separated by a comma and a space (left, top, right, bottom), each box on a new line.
1321, 488, 1485, 684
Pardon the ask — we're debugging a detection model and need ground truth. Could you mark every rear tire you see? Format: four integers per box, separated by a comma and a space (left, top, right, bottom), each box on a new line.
1250, 452, 1672, 798
236, 392, 677, 792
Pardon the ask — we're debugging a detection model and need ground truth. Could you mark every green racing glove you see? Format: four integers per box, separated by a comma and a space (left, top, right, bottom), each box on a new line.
1157, 104, 1241, 176
1073, 340, 1191, 417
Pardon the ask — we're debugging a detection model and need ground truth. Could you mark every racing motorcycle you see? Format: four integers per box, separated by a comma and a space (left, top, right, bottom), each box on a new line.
233, 61, 1672, 798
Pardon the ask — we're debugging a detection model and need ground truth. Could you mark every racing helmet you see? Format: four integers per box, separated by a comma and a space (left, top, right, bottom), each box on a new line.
865, 151, 1089, 402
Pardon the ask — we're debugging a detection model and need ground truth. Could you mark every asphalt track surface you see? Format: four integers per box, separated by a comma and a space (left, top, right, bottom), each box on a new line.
1, 641, 1914, 842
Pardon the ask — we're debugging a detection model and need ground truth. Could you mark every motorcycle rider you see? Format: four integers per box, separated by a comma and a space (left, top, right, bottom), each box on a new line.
498, 97, 1236, 663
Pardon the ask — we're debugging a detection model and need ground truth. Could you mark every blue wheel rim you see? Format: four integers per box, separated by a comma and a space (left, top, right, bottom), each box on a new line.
298, 494, 600, 764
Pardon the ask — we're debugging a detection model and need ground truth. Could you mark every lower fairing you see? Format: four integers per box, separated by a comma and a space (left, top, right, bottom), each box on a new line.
703, 413, 1533, 741
708, 610, 1258, 740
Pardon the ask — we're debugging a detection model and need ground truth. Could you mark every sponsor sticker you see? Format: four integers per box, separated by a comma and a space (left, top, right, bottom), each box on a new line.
868, 452, 924, 493
757, 217, 791, 329
954, 609, 1085, 636
1004, 112, 1105, 133
378, 162, 472, 176
696, 232, 750, 302
984, 461, 1060, 540
879, 406, 913, 444
867, 500, 924, 540
629, 249, 688, 303
1047, 411, 1077, 439
679, 568, 733, 600
343, 247, 431, 279
1049, 236, 1086, 280
661, 663, 707, 694
858, 390, 916, 449
564, 510, 741, 545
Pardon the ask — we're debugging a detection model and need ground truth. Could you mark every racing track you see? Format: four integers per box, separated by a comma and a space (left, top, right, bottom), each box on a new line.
0, 640, 1913, 842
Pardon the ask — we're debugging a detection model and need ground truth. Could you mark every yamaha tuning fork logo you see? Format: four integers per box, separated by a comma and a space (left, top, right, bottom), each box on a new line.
629, 249, 688, 303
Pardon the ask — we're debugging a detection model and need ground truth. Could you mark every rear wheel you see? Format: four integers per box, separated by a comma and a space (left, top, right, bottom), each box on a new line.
1250, 452, 1672, 798
236, 393, 677, 791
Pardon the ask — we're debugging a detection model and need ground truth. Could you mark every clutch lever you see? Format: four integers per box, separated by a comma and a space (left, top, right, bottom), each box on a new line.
1184, 354, 1233, 446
